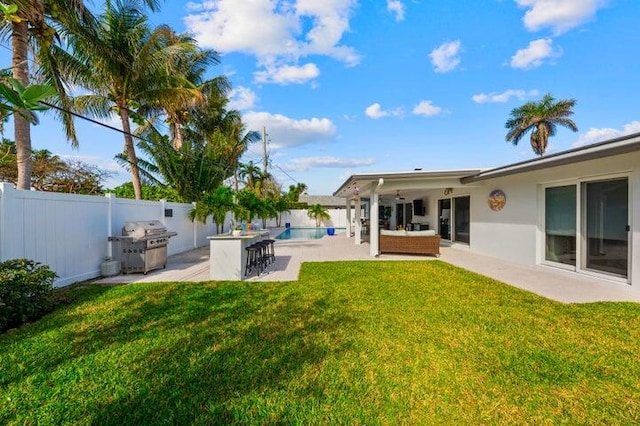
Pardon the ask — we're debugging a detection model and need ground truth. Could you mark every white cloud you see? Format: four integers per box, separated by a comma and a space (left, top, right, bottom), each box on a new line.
429, 40, 462, 73
282, 156, 377, 172
472, 89, 540, 103
295, 0, 360, 64
516, 0, 607, 34
572, 121, 640, 147
365, 103, 388, 119
254, 63, 320, 85
365, 103, 403, 119
510, 38, 559, 69
184, 0, 360, 85
243, 111, 336, 150
387, 0, 405, 22
412, 100, 443, 117
228, 86, 258, 110
184, 1, 297, 57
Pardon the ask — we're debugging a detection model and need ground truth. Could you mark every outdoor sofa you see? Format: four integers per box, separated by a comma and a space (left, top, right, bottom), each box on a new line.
379, 229, 441, 257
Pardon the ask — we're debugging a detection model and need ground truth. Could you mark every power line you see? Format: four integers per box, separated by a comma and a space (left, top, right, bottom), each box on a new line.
0, 41, 173, 141
273, 163, 299, 185
39, 100, 152, 143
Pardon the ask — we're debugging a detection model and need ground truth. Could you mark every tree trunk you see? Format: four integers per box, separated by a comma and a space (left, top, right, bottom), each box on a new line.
12, 20, 32, 190
170, 119, 183, 150
234, 169, 239, 192
118, 107, 143, 200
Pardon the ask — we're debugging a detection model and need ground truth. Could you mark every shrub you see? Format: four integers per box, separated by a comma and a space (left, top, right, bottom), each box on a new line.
0, 259, 58, 333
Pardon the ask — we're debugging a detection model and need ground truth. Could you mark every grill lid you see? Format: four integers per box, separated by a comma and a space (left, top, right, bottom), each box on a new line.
122, 220, 168, 238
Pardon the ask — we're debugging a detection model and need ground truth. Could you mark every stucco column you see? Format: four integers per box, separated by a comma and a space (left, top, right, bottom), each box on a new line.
346, 196, 352, 237
354, 199, 362, 245
370, 180, 381, 257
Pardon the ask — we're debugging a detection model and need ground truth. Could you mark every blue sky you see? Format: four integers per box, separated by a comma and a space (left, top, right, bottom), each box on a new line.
3, 0, 640, 195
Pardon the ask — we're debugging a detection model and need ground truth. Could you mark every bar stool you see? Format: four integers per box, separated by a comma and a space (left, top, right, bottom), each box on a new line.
245, 244, 262, 276
253, 240, 270, 271
262, 239, 276, 265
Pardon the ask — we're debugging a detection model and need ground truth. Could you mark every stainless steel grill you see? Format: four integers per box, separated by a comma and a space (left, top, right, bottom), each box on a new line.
108, 221, 177, 274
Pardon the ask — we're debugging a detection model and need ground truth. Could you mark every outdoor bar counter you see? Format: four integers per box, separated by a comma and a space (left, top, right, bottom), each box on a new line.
208, 230, 270, 280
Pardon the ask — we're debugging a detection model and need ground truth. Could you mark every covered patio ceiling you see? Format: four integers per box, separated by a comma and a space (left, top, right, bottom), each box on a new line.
333, 169, 483, 201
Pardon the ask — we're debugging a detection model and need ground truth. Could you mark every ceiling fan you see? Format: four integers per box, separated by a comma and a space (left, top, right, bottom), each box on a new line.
395, 190, 405, 201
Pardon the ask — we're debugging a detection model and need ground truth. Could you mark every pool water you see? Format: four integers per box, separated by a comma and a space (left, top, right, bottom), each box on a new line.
276, 227, 344, 240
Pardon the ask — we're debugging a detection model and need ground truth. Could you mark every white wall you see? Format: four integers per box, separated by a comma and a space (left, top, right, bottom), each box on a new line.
279, 208, 350, 228
0, 184, 351, 287
468, 175, 539, 265
465, 151, 640, 289
0, 184, 218, 287
0, 185, 110, 287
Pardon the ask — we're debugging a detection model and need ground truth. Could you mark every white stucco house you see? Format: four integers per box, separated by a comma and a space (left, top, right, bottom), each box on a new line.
334, 132, 640, 292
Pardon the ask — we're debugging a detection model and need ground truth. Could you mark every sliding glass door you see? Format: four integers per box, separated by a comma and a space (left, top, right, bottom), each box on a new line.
453, 196, 470, 244
438, 199, 450, 240
545, 185, 576, 266
583, 178, 628, 277
544, 178, 629, 279
438, 197, 470, 243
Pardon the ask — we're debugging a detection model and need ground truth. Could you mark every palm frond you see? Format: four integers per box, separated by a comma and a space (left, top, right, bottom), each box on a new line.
505, 93, 578, 156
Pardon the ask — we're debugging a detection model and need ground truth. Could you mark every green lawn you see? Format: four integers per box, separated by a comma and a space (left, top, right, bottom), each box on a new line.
2, 260, 640, 425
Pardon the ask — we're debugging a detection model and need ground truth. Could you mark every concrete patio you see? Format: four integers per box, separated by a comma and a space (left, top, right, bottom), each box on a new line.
95, 233, 640, 304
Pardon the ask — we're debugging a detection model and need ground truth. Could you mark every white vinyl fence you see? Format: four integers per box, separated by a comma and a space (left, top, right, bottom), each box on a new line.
0, 183, 350, 287
0, 183, 218, 287
276, 209, 350, 228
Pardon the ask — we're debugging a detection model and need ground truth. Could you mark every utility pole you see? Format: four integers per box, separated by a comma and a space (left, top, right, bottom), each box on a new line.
262, 126, 268, 174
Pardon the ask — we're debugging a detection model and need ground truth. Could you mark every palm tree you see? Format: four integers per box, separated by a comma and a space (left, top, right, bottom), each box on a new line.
285, 182, 308, 207
183, 99, 260, 190
139, 30, 230, 151
272, 195, 289, 227
238, 160, 262, 192
505, 93, 578, 156
58, 0, 197, 199
1, 0, 94, 189
257, 197, 277, 229
3, 0, 161, 190
118, 128, 227, 202
190, 186, 235, 233
307, 204, 330, 227
235, 189, 262, 225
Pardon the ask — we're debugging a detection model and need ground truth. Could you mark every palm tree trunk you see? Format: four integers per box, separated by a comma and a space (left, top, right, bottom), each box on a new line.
118, 107, 143, 200
170, 120, 183, 150
12, 20, 32, 190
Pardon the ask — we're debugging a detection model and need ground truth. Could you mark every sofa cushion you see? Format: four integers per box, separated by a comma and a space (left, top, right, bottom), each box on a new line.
406, 230, 437, 236
380, 229, 407, 236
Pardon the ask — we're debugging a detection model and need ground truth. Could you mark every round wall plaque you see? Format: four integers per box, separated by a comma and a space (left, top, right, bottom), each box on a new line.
488, 189, 506, 211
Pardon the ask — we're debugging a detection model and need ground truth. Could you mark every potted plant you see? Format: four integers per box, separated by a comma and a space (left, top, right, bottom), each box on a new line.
232, 225, 243, 236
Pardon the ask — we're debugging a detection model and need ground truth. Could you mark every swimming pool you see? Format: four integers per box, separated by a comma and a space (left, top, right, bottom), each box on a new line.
275, 227, 344, 240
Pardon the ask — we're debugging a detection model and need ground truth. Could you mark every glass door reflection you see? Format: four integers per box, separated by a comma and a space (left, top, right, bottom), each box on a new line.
583, 178, 628, 277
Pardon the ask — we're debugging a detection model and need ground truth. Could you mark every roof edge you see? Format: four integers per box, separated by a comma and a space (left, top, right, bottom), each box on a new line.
461, 132, 640, 183
333, 169, 482, 196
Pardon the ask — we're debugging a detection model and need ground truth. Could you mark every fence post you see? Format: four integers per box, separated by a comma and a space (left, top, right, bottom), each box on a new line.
192, 202, 197, 248
160, 199, 167, 226
0, 183, 9, 261
106, 192, 115, 259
